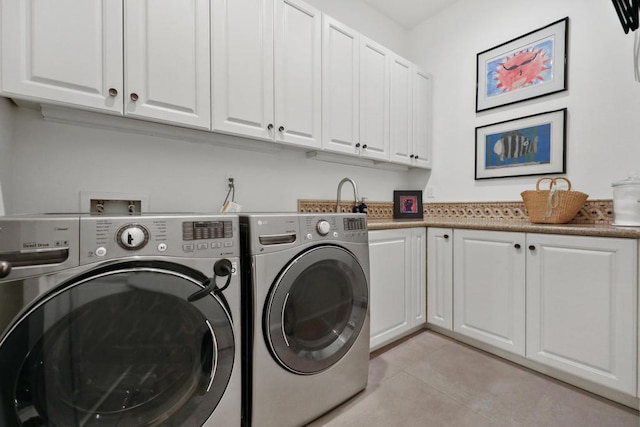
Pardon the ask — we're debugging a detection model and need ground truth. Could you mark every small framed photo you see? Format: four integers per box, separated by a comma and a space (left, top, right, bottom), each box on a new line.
476, 17, 568, 112
475, 108, 566, 180
393, 191, 424, 219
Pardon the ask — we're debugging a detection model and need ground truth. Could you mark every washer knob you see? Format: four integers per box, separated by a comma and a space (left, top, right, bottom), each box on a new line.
117, 224, 149, 250
316, 220, 331, 236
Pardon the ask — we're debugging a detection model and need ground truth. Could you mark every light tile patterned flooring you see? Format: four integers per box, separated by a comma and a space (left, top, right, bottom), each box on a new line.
308, 330, 640, 427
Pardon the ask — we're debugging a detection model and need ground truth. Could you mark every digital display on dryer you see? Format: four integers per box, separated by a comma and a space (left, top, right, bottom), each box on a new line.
182, 221, 233, 240
343, 217, 365, 231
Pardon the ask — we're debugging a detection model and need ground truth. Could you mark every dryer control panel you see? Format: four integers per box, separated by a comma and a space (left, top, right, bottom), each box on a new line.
301, 214, 368, 243
80, 214, 239, 264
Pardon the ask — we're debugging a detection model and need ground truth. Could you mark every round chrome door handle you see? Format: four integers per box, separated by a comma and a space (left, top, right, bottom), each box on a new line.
278, 126, 285, 132
130, 93, 139, 102
108, 88, 118, 97
267, 124, 274, 130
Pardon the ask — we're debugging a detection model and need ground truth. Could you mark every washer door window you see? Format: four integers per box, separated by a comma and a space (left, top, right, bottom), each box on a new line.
0, 262, 234, 427
265, 246, 368, 374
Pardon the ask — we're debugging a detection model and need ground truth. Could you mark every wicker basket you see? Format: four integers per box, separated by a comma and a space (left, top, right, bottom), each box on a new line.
521, 177, 588, 224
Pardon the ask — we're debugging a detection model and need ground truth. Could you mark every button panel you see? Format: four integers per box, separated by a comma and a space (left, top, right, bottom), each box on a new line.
79, 215, 239, 264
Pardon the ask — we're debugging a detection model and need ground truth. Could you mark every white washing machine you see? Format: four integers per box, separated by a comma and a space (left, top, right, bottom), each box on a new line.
240, 213, 370, 427
0, 214, 241, 426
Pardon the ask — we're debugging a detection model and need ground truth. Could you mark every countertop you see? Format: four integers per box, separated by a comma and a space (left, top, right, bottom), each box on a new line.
367, 218, 640, 239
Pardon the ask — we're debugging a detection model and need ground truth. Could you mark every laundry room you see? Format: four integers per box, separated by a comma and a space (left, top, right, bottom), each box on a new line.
1, 0, 640, 425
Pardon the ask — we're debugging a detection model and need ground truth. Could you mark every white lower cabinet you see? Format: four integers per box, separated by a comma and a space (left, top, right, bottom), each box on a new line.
426, 228, 453, 330
453, 229, 526, 356
368, 228, 426, 351
427, 227, 639, 399
526, 233, 637, 395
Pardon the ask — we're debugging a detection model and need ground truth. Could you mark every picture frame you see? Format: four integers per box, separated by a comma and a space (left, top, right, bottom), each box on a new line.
393, 190, 424, 219
475, 108, 566, 180
476, 17, 568, 112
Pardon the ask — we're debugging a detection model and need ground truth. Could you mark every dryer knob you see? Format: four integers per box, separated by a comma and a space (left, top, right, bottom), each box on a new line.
117, 224, 149, 250
0, 261, 11, 278
316, 220, 331, 236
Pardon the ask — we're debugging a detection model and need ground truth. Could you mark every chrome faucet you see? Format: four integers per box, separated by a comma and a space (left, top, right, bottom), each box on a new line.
336, 177, 359, 213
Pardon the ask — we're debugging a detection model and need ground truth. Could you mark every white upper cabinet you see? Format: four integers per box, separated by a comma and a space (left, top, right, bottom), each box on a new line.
413, 68, 432, 168
212, 0, 321, 149
1, 0, 123, 113
389, 58, 432, 169
212, 0, 274, 140
321, 16, 360, 155
389, 55, 413, 166
359, 36, 391, 162
125, 0, 211, 129
1, 0, 211, 129
274, 0, 322, 149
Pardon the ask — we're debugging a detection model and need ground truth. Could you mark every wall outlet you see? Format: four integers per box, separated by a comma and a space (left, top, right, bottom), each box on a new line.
426, 186, 436, 199
81, 192, 149, 214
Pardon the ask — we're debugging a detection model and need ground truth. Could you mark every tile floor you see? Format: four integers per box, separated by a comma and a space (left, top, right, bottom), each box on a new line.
308, 330, 640, 427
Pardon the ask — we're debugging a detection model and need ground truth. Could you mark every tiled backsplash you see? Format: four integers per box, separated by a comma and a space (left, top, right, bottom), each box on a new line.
297, 199, 614, 224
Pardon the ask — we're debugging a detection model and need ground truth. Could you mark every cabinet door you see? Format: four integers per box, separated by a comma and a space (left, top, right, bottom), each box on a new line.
412, 67, 432, 169
427, 228, 453, 330
453, 229, 526, 356
368, 229, 412, 351
274, 0, 321, 149
212, 0, 275, 140
1, 0, 123, 113
389, 55, 413, 165
526, 233, 637, 395
321, 16, 359, 155
125, 0, 211, 129
411, 228, 427, 327
359, 37, 390, 162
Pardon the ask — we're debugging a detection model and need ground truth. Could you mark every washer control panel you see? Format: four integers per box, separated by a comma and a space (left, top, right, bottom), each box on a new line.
80, 214, 238, 264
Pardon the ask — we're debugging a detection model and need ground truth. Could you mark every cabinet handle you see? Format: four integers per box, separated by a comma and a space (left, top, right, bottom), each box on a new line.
443, 234, 449, 239
130, 93, 139, 102
355, 143, 361, 148
278, 126, 285, 132
529, 245, 536, 251
514, 243, 521, 249
415, 155, 419, 159
108, 88, 118, 97
267, 124, 274, 130
362, 144, 368, 149
410, 154, 415, 158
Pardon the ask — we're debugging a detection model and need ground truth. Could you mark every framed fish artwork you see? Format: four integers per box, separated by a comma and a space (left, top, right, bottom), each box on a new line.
475, 108, 566, 180
476, 17, 568, 112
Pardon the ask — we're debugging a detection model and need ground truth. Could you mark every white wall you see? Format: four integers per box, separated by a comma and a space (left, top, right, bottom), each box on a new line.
411, 0, 640, 201
6, 106, 415, 215
0, 97, 14, 215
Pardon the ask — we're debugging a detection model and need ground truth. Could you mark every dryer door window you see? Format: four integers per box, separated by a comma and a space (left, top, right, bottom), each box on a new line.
265, 245, 368, 374
0, 261, 234, 427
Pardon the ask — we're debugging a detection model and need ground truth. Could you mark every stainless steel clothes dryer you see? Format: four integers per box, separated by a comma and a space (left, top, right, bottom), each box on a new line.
240, 213, 370, 427
0, 214, 241, 427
